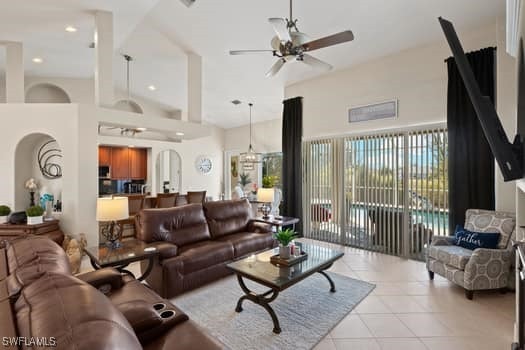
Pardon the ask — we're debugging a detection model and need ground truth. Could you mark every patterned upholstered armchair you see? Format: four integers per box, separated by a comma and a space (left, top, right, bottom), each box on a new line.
426, 209, 515, 300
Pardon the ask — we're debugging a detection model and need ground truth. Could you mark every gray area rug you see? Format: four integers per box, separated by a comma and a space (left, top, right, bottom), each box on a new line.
172, 272, 375, 350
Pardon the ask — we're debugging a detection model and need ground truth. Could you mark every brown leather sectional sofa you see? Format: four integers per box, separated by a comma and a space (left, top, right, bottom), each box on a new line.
135, 199, 276, 298
0, 236, 222, 350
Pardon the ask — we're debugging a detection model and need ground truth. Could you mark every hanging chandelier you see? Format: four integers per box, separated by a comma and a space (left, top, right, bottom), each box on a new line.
239, 103, 262, 164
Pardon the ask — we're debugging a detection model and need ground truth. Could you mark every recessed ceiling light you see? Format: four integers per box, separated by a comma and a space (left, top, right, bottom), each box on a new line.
128, 145, 135, 148
175, 132, 185, 136
136, 127, 147, 132
65, 26, 77, 33
32, 57, 43, 63
148, 85, 157, 91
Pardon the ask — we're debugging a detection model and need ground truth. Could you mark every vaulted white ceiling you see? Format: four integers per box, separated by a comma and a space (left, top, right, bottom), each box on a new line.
0, 0, 505, 128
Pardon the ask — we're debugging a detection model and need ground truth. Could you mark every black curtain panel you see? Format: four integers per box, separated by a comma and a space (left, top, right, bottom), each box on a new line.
282, 96, 303, 234
447, 47, 496, 232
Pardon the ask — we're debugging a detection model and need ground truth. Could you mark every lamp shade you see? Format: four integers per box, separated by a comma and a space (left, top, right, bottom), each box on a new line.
257, 188, 275, 203
96, 197, 129, 222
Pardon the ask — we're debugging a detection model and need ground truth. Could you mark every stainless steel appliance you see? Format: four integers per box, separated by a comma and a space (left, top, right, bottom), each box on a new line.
98, 166, 111, 179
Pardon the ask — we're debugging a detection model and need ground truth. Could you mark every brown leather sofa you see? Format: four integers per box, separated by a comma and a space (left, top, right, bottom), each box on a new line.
0, 236, 222, 350
135, 199, 276, 298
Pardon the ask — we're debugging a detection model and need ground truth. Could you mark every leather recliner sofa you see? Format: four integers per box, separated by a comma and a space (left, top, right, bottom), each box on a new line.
135, 199, 276, 298
0, 236, 222, 350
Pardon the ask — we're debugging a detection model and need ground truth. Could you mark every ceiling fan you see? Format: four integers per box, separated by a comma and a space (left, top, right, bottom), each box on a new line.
230, 0, 354, 77
98, 125, 147, 136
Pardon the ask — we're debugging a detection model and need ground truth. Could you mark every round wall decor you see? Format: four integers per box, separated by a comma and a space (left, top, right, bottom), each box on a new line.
195, 155, 212, 175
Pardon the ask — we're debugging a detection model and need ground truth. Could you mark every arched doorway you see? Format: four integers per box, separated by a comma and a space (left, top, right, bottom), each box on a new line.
156, 150, 181, 194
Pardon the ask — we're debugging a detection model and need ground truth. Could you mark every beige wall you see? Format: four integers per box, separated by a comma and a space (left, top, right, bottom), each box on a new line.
285, 20, 518, 212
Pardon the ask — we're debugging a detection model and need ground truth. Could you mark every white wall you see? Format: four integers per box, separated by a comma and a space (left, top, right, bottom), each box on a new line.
285, 20, 518, 212
286, 23, 501, 139
23, 76, 175, 118
0, 76, 176, 118
496, 18, 519, 212
0, 104, 98, 243
0, 103, 222, 246
224, 118, 282, 153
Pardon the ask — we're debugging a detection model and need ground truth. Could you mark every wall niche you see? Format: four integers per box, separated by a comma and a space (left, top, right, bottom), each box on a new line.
14, 133, 63, 212
25, 83, 71, 103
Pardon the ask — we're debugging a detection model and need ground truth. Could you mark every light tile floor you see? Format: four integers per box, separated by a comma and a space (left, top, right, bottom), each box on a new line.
81, 238, 515, 350
309, 239, 515, 350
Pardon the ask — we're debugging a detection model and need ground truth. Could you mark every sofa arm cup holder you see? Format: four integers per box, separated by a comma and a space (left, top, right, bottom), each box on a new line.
153, 302, 166, 311
159, 310, 176, 319
136, 302, 189, 344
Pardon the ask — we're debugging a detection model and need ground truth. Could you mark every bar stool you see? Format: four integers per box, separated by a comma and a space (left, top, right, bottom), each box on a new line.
156, 193, 178, 208
117, 194, 145, 238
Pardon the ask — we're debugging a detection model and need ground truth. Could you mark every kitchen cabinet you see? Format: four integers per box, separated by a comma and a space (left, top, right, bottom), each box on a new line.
129, 148, 147, 179
98, 146, 112, 166
100, 146, 148, 180
111, 147, 130, 179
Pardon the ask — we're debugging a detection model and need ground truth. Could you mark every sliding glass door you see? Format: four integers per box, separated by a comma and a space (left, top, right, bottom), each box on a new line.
303, 127, 448, 260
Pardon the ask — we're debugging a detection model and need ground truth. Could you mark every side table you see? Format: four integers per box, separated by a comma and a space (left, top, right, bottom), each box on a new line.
253, 215, 300, 231
83, 239, 159, 281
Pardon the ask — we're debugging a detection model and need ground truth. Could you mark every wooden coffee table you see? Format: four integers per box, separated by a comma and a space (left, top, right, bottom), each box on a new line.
84, 239, 159, 281
227, 243, 344, 333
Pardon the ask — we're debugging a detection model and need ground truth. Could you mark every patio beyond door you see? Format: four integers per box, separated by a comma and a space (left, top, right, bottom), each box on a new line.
303, 127, 448, 260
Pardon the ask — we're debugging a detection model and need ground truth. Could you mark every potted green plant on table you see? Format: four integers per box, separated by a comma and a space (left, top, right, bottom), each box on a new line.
26, 205, 45, 225
262, 175, 278, 188
274, 228, 298, 259
0, 205, 11, 224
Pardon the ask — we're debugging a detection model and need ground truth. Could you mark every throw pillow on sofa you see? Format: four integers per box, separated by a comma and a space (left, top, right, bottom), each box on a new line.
454, 225, 500, 250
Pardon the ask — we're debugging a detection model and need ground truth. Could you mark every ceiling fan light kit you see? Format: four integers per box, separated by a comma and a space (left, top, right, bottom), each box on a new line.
230, 0, 354, 77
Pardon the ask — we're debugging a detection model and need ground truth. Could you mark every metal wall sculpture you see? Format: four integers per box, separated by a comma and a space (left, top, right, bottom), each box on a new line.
37, 139, 62, 179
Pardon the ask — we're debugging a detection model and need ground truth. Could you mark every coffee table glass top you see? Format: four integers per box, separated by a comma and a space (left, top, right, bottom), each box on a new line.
227, 243, 343, 289
84, 239, 158, 267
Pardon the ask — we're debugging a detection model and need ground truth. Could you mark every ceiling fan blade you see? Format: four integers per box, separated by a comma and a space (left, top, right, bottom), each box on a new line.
300, 54, 333, 71
301, 30, 354, 52
230, 50, 274, 55
266, 58, 286, 77
268, 18, 291, 42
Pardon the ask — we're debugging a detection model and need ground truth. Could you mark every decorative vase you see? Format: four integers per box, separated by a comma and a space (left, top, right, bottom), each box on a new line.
279, 244, 291, 259
0, 216, 7, 224
27, 216, 43, 225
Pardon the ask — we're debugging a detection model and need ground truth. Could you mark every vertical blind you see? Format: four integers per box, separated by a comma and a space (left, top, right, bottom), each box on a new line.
302, 127, 448, 260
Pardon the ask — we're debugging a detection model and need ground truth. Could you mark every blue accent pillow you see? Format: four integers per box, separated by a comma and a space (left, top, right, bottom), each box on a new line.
454, 225, 500, 250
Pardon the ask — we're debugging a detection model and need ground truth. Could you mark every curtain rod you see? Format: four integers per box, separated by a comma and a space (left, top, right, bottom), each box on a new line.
444, 46, 497, 63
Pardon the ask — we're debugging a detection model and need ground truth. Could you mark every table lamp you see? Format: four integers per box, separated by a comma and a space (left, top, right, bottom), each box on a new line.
96, 197, 129, 248
257, 188, 275, 219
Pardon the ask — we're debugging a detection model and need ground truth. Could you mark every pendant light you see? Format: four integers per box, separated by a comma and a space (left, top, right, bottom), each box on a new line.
240, 103, 262, 164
